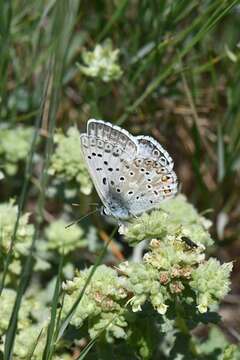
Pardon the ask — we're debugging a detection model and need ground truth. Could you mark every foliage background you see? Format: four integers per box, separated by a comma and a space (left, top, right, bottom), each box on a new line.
0, 0, 240, 359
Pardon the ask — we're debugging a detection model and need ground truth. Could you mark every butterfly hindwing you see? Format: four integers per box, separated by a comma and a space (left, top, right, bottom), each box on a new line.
117, 156, 177, 216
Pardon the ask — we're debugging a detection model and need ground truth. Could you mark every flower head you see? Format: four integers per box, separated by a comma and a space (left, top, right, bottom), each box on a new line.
0, 126, 34, 175
79, 39, 123, 82
0, 200, 34, 259
122, 195, 213, 247
190, 258, 232, 313
45, 219, 86, 254
49, 127, 92, 195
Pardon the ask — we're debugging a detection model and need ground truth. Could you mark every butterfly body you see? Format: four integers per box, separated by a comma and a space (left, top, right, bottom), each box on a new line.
100, 188, 131, 220
80, 119, 178, 220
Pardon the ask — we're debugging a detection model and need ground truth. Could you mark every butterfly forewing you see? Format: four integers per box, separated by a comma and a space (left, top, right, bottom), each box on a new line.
80, 121, 139, 214
87, 119, 138, 157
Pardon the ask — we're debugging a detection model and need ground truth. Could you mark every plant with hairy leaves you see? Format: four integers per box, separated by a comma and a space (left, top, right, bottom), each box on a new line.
61, 196, 232, 358
45, 219, 87, 254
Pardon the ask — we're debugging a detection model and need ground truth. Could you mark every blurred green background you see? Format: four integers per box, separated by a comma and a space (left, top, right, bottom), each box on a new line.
1, 0, 240, 358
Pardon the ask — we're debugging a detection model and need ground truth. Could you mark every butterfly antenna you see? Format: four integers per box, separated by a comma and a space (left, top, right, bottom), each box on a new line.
71, 202, 100, 207
65, 208, 99, 229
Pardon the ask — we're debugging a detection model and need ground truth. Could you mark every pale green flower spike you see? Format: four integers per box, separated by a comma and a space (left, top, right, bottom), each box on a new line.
45, 219, 86, 254
62, 265, 127, 329
79, 39, 123, 82
13, 324, 46, 359
0, 288, 40, 337
144, 238, 205, 271
122, 194, 213, 247
190, 258, 233, 313
0, 289, 52, 359
0, 126, 34, 175
49, 127, 92, 195
0, 200, 34, 259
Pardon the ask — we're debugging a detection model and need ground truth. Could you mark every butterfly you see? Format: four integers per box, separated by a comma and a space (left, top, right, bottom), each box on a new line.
80, 119, 178, 220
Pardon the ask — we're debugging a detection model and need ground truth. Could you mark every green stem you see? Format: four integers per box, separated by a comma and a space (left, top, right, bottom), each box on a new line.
175, 301, 199, 358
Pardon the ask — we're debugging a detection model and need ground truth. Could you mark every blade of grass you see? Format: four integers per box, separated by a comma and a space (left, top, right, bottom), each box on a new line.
179, 55, 217, 162
26, 327, 44, 360
76, 284, 133, 360
42, 255, 64, 360
3, 66, 53, 360
3, 0, 80, 357
0, 72, 51, 295
130, 1, 219, 84
97, 0, 129, 41
0, 0, 12, 117
217, 123, 225, 182
3, 229, 38, 360
76, 338, 96, 360
117, 0, 239, 125
54, 226, 118, 343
